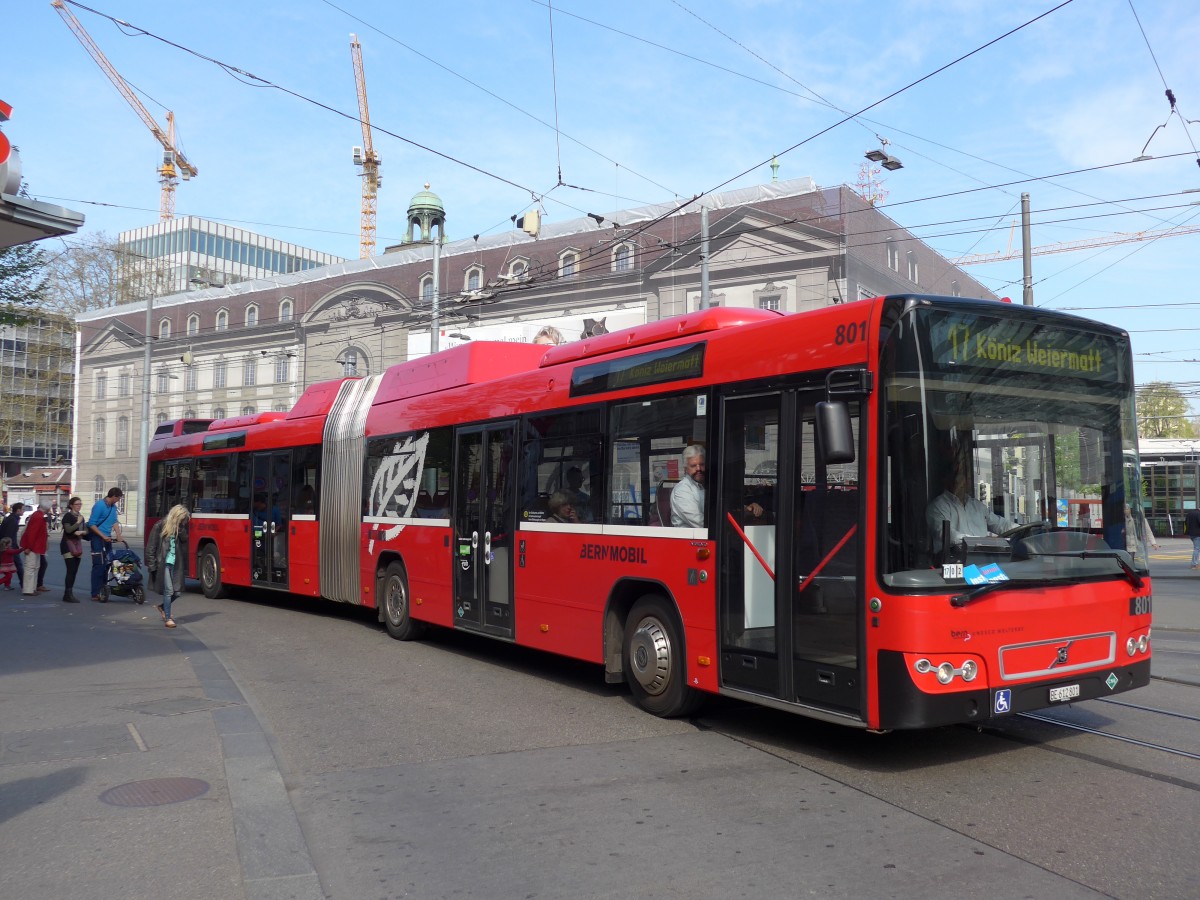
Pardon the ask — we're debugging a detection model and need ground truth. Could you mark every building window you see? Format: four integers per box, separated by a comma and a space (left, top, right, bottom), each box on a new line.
907, 250, 919, 283
510, 259, 528, 278
159, 318, 171, 339
420, 275, 434, 303
886, 239, 899, 272
214, 358, 227, 389
245, 304, 259, 327
343, 349, 359, 377
156, 412, 168, 424
116, 416, 129, 452
95, 373, 107, 401
185, 364, 197, 392
243, 357, 257, 386
951, 280, 961, 297
275, 356, 291, 384
94, 417, 106, 455
758, 295, 780, 311
241, 405, 256, 416
273, 402, 288, 413
118, 371, 130, 397
559, 250, 579, 277
279, 299, 294, 322
613, 243, 633, 272
184, 408, 196, 418
187, 314, 200, 336
156, 368, 171, 394
216, 309, 229, 331
93, 474, 105, 499
465, 267, 483, 292
212, 406, 226, 419
117, 474, 129, 498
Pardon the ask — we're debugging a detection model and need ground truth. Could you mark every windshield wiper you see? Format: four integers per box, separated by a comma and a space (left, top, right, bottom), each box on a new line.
950, 578, 1061, 608
1032, 550, 1145, 589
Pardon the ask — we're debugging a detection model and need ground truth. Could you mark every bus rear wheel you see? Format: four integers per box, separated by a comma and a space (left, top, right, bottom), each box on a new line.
380, 562, 425, 641
199, 546, 226, 599
623, 597, 701, 718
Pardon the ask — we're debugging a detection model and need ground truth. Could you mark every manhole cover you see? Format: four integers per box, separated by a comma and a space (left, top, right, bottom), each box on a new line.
99, 777, 209, 807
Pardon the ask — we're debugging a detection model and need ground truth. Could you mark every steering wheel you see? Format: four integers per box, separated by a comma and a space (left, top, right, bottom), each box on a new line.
1001, 521, 1050, 541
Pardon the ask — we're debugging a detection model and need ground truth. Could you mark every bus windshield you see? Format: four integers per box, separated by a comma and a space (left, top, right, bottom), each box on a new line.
880, 301, 1149, 590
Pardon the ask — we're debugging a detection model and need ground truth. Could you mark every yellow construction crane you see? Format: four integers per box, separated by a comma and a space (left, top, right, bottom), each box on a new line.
953, 224, 1200, 266
52, 0, 197, 220
350, 33, 381, 258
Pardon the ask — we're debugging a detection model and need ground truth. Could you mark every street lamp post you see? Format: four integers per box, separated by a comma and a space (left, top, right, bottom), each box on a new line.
137, 292, 153, 533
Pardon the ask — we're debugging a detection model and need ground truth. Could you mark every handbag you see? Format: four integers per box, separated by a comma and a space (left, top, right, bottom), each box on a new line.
66, 535, 83, 558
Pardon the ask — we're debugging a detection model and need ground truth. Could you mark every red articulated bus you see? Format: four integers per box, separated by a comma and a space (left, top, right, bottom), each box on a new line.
146, 295, 1153, 729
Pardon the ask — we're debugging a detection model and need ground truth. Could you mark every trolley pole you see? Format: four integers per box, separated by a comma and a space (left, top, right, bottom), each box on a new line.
699, 206, 710, 310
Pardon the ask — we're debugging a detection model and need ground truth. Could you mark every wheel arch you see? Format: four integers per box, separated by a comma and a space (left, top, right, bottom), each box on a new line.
602, 577, 683, 684
373, 550, 408, 619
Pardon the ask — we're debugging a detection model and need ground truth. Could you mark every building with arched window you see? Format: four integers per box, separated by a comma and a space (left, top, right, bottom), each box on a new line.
75, 178, 1000, 530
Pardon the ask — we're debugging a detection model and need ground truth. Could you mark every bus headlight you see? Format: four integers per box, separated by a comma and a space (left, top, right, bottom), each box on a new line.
1127, 637, 1137, 656
1137, 634, 1149, 653
936, 662, 956, 684
960, 659, 978, 682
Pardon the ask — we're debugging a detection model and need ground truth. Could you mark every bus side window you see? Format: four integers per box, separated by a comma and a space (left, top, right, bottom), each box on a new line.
608, 393, 708, 526
520, 410, 602, 523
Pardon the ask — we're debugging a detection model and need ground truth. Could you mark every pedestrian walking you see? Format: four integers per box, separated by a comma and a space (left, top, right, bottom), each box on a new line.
19, 506, 50, 595
0, 537, 18, 590
0, 503, 24, 591
59, 496, 86, 603
146, 504, 190, 628
1187, 507, 1200, 569
87, 487, 124, 602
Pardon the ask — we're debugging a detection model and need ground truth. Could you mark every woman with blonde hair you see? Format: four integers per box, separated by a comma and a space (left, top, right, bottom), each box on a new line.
146, 504, 191, 628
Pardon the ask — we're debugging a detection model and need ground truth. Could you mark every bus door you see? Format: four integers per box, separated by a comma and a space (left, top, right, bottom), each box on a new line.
453, 423, 517, 637
250, 450, 291, 589
718, 390, 862, 716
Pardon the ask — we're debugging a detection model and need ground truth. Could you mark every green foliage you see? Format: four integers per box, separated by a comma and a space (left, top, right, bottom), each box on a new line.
0, 242, 48, 326
1137, 382, 1198, 439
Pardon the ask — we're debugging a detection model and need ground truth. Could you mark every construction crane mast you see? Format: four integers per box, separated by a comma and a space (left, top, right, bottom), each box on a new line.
52, 0, 197, 220
350, 33, 381, 259
953, 224, 1200, 266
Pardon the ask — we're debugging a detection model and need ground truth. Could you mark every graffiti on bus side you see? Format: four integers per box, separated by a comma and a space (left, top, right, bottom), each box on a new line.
368, 432, 431, 543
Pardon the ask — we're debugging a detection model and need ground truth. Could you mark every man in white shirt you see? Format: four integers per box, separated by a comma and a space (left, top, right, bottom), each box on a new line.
670, 445, 706, 527
926, 456, 1011, 554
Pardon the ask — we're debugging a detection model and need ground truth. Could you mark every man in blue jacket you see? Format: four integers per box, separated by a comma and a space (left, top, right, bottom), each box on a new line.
87, 487, 124, 602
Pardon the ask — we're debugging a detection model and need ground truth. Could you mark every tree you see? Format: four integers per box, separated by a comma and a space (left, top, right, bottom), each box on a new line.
41, 230, 126, 316
0, 242, 48, 326
1137, 382, 1198, 439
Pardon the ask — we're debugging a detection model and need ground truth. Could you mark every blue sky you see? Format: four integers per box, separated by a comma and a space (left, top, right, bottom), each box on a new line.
5, 0, 1200, 392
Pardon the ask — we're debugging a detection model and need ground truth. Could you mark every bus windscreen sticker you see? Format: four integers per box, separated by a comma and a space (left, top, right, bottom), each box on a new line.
367, 432, 430, 547
570, 342, 705, 397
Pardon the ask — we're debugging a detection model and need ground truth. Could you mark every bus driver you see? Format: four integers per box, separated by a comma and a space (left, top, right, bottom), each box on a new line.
670, 445, 764, 528
926, 451, 1011, 555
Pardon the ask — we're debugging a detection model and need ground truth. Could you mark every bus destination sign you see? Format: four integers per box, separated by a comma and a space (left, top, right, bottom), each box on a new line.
570, 342, 706, 397
930, 313, 1119, 383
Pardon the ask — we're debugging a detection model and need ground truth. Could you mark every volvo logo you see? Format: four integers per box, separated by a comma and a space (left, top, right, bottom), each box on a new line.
1049, 641, 1073, 668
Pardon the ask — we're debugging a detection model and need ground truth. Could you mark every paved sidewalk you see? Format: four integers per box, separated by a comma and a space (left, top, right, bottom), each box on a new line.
0, 551, 321, 900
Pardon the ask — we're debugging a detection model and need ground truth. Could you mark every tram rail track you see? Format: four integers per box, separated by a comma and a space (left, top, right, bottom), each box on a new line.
1015, 710, 1200, 761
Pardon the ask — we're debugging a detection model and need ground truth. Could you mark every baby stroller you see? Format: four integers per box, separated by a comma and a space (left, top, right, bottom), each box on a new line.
103, 540, 146, 604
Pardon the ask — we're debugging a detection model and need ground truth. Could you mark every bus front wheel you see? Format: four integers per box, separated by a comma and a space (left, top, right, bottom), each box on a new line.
380, 562, 425, 641
199, 546, 227, 599
623, 597, 701, 717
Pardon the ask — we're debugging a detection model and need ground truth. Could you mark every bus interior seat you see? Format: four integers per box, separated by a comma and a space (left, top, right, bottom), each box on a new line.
648, 480, 678, 526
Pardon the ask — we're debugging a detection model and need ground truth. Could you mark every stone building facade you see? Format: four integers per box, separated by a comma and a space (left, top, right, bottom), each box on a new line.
74, 177, 997, 530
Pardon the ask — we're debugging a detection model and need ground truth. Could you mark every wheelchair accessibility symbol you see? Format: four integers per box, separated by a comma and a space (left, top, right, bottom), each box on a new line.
994, 689, 1012, 714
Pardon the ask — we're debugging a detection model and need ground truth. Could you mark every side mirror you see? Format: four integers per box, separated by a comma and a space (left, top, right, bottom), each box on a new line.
816, 401, 855, 464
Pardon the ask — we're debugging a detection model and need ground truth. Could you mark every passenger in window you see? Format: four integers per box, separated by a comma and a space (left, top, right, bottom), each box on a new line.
565, 466, 590, 517
926, 451, 1011, 554
671, 445, 706, 527
547, 490, 580, 523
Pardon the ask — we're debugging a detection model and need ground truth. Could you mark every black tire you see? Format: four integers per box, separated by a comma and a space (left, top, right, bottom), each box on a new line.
198, 545, 227, 599
623, 596, 701, 717
380, 561, 425, 641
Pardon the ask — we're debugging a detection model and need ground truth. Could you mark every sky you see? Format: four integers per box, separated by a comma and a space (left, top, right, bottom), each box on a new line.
4, 0, 1200, 396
